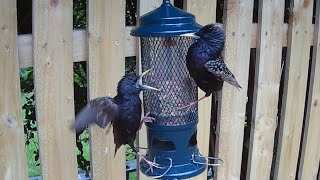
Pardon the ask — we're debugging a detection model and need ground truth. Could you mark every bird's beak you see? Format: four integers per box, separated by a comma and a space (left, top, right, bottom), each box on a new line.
179, 32, 200, 39
137, 69, 160, 91
140, 84, 160, 91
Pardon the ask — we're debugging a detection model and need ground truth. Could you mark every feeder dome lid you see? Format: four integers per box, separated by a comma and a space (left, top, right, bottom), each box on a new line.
131, 0, 201, 37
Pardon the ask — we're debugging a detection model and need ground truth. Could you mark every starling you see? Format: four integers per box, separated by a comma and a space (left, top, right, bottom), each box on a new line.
180, 24, 241, 108
72, 69, 160, 168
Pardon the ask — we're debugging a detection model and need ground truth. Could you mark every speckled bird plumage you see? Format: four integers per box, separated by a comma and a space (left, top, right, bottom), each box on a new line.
186, 24, 241, 97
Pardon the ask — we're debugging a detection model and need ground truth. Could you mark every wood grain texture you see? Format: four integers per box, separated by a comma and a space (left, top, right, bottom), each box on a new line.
87, 0, 126, 179
32, 0, 77, 179
0, 0, 27, 179
215, 0, 254, 179
137, 0, 165, 19
184, 1, 216, 180
18, 27, 135, 68
274, 0, 314, 179
17, 24, 315, 68
246, 0, 284, 180
298, 0, 320, 179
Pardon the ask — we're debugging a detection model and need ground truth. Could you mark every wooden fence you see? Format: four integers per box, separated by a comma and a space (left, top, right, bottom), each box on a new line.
1, 0, 319, 180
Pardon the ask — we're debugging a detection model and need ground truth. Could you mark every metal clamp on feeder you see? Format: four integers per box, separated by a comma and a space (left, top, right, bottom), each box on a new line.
131, 0, 221, 179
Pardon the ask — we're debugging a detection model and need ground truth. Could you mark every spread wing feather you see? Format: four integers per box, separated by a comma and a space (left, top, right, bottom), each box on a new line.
72, 97, 119, 133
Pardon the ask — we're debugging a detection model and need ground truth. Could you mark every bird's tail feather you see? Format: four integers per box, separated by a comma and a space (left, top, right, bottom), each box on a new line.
114, 144, 121, 157
226, 78, 242, 90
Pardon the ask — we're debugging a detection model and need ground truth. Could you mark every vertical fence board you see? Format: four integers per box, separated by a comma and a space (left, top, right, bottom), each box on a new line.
0, 0, 27, 179
87, 0, 126, 179
184, 1, 216, 179
136, 0, 164, 179
274, 0, 314, 179
32, 0, 77, 179
215, 0, 254, 179
298, 1, 320, 179
246, 1, 284, 180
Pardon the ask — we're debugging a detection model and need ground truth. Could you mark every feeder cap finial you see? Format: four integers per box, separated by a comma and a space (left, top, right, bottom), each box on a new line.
131, 1, 201, 37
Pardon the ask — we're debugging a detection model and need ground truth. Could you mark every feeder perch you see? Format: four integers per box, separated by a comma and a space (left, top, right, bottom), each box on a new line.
131, 0, 211, 179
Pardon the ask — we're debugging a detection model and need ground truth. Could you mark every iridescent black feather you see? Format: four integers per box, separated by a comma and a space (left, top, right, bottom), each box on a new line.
194, 23, 226, 58
72, 74, 156, 156
186, 24, 241, 97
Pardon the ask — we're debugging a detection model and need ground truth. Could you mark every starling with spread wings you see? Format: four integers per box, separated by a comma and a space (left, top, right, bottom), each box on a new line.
72, 70, 160, 168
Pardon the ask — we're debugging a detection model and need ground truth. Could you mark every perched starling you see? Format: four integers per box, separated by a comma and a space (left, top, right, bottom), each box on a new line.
72, 70, 160, 168
180, 24, 241, 108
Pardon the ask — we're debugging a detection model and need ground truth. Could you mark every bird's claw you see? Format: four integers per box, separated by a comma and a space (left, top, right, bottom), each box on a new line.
140, 112, 155, 129
177, 95, 208, 111
142, 117, 155, 123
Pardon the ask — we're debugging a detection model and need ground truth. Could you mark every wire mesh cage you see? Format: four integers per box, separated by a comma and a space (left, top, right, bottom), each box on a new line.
130, 1, 209, 178
141, 37, 198, 126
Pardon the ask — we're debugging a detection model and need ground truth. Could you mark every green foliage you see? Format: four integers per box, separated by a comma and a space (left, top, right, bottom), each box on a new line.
73, 62, 91, 172
126, 0, 137, 26
20, 68, 41, 177
126, 144, 137, 179
73, 0, 87, 29
76, 130, 90, 171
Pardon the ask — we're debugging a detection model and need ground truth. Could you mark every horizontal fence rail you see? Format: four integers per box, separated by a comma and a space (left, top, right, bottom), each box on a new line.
17, 24, 315, 68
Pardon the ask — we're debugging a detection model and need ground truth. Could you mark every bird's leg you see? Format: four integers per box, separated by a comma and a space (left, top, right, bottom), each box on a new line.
178, 95, 208, 110
129, 144, 160, 173
141, 112, 155, 123
213, 91, 218, 102
139, 112, 155, 129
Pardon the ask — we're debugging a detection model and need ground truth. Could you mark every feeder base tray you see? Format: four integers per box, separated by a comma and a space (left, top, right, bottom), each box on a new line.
139, 155, 206, 180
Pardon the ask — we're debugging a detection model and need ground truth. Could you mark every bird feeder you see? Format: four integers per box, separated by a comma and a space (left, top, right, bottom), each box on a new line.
131, 1, 213, 179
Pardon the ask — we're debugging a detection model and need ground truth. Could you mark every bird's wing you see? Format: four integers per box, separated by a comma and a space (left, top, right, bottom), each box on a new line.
204, 57, 242, 89
72, 97, 119, 133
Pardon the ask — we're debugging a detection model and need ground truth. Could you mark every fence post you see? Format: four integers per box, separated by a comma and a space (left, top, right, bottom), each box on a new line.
32, 0, 77, 179
246, 1, 284, 179
184, 1, 217, 179
215, 0, 254, 179
87, 0, 126, 179
0, 0, 27, 179
298, 0, 320, 178
275, 0, 314, 179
